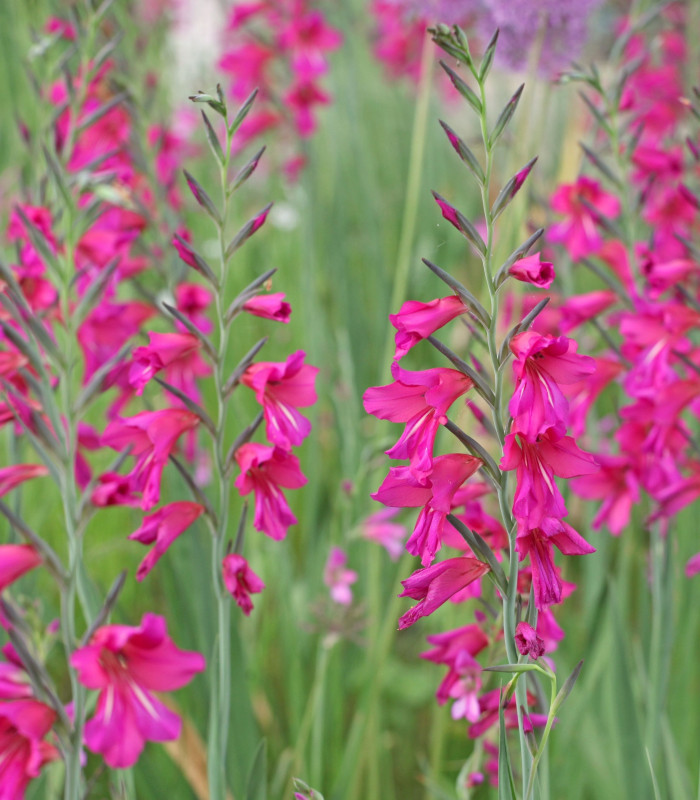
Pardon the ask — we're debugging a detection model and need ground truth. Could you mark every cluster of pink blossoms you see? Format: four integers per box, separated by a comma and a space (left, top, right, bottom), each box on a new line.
0, 9, 318, 787
538, 8, 700, 574
218, 0, 342, 177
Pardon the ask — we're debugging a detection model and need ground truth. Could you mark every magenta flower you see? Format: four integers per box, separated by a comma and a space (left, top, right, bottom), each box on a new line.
323, 547, 358, 606
364, 365, 474, 479
0, 699, 58, 798
389, 295, 465, 362
398, 557, 490, 629
128, 502, 205, 580
0, 464, 49, 498
102, 409, 199, 509
372, 453, 482, 566
549, 177, 621, 260
0, 545, 42, 593
509, 253, 555, 289
234, 443, 307, 540
509, 331, 595, 440
514, 621, 545, 660
558, 290, 618, 333
91, 472, 141, 508
70, 613, 205, 769
517, 520, 595, 609
129, 332, 202, 396
277, 9, 343, 79
242, 293, 292, 323
421, 623, 489, 705
500, 430, 598, 531
571, 454, 640, 535
241, 350, 318, 450
222, 554, 265, 615
284, 79, 331, 137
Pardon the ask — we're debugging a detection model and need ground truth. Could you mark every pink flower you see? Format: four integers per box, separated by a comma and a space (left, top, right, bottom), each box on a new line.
0, 464, 49, 498
70, 613, 205, 769
389, 295, 465, 362
91, 472, 141, 508
278, 10, 343, 79
685, 552, 700, 578
102, 409, 199, 509
571, 454, 640, 535
421, 623, 489, 705
549, 177, 621, 260
222, 554, 265, 615
0, 699, 58, 798
515, 621, 545, 659
242, 293, 292, 323
176, 283, 213, 334
508, 253, 555, 289
364, 365, 474, 479
128, 502, 205, 580
0, 545, 42, 593
241, 350, 318, 450
398, 557, 490, 629
509, 331, 595, 440
129, 332, 202, 396
284, 80, 330, 137
362, 508, 407, 561
234, 443, 307, 540
517, 520, 595, 609
500, 430, 598, 531
372, 454, 482, 566
323, 547, 358, 606
557, 290, 618, 333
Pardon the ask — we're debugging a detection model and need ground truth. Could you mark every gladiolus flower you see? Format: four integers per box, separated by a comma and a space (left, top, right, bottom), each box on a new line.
0, 464, 48, 498
515, 621, 545, 659
398, 557, 490, 629
361, 508, 407, 561
509, 253, 555, 289
129, 332, 202, 396
242, 293, 292, 323
222, 554, 265, 615
241, 350, 318, 450
102, 409, 199, 509
128, 502, 205, 580
70, 613, 205, 769
234, 443, 307, 540
323, 547, 358, 606
389, 295, 465, 362
0, 545, 41, 594
0, 699, 58, 798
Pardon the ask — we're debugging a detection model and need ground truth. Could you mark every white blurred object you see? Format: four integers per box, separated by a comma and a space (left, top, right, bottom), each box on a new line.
169, 0, 226, 91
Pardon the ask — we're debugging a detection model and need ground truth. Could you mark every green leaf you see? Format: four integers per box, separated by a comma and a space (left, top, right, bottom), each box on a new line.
42, 145, 72, 207
189, 91, 226, 117
485, 664, 543, 675
73, 256, 120, 326
426, 335, 495, 406
578, 90, 612, 135
552, 660, 584, 713
225, 203, 273, 261
498, 696, 517, 800
224, 268, 277, 325
444, 419, 501, 487
162, 302, 218, 362
152, 376, 217, 436
490, 84, 524, 147
245, 738, 267, 800
580, 142, 622, 188
172, 233, 220, 290
478, 29, 499, 81
229, 88, 259, 135
439, 120, 485, 184
432, 191, 487, 257
183, 169, 222, 225
223, 337, 268, 399
231, 146, 266, 193
75, 91, 128, 136
225, 412, 264, 477
446, 513, 507, 593
439, 61, 482, 114
490, 157, 537, 220
201, 110, 224, 164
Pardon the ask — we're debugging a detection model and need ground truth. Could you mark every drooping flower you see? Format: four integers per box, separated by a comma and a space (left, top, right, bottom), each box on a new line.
222, 554, 265, 615
70, 613, 205, 769
241, 350, 318, 450
128, 502, 205, 580
234, 443, 307, 540
0, 698, 59, 798
515, 621, 545, 660
389, 295, 465, 362
242, 293, 292, 323
323, 547, 358, 606
372, 453, 482, 565
398, 557, 490, 629
0, 545, 42, 593
102, 409, 199, 509
364, 364, 473, 479
129, 331, 203, 396
508, 253, 555, 289
509, 331, 595, 440
421, 623, 489, 705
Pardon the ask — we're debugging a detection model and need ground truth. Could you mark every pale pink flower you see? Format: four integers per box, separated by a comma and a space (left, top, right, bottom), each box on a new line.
323, 547, 358, 606
362, 508, 407, 561
222, 554, 265, 615
70, 613, 205, 768
128, 502, 205, 580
